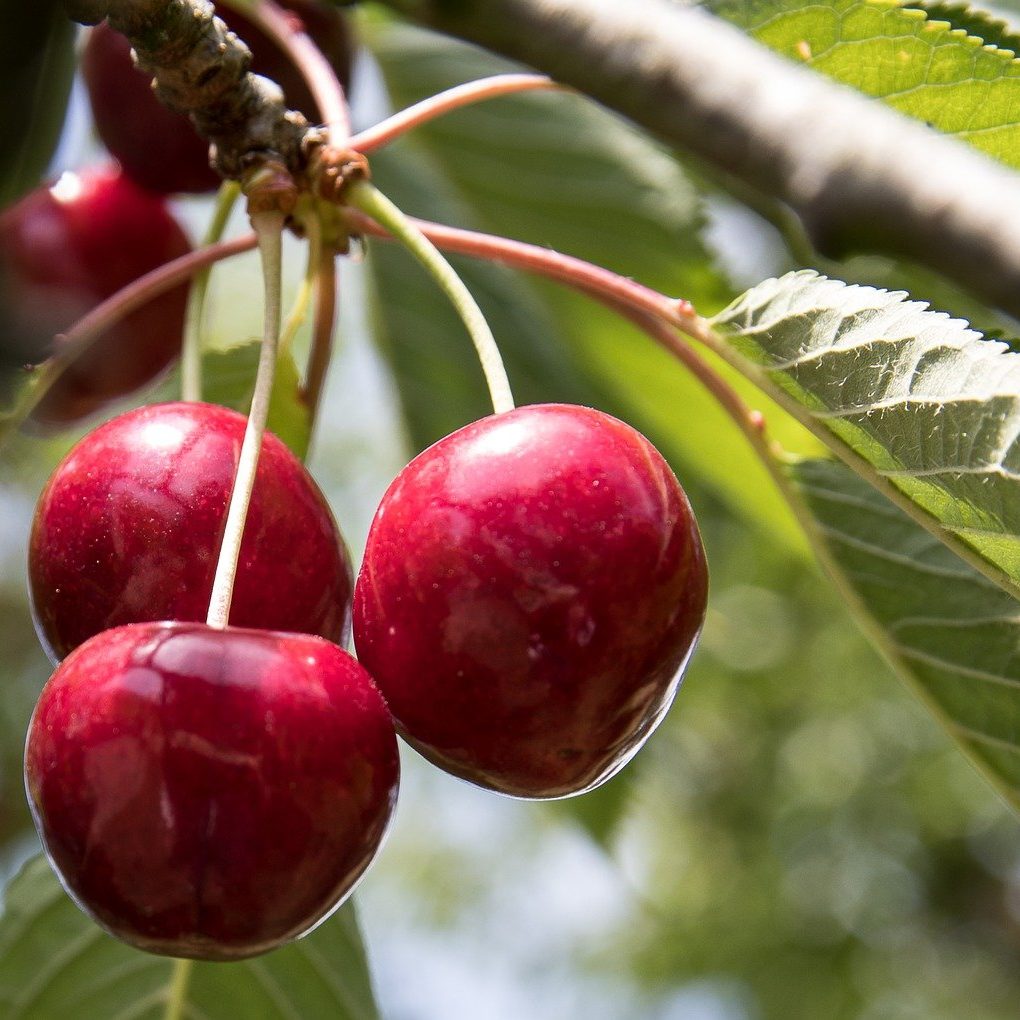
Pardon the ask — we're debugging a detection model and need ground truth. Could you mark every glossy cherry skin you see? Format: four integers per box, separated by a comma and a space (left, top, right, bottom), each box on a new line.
82, 3, 355, 195
0, 166, 191, 424
29, 402, 353, 663
353, 404, 709, 799
25, 621, 399, 960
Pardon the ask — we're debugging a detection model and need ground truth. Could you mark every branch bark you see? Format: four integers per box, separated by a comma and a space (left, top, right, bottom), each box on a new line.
375, 0, 1020, 319
67, 0, 313, 178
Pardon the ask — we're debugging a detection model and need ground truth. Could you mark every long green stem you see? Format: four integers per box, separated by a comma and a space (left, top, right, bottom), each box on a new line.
206, 211, 285, 630
346, 180, 515, 415
280, 215, 321, 353
303, 238, 338, 431
164, 958, 193, 1020
181, 181, 242, 401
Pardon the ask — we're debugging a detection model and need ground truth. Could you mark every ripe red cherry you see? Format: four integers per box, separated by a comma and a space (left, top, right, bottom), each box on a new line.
0, 166, 191, 424
30, 401, 353, 663
82, 3, 355, 195
25, 621, 399, 960
353, 403, 708, 799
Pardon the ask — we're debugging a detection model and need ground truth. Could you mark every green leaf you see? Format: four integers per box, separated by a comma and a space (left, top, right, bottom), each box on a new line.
710, 270, 1020, 596
904, 1, 1020, 52
202, 343, 312, 460
789, 457, 1020, 812
713, 0, 1020, 169
0, 3, 75, 207
0, 855, 380, 1020
363, 16, 822, 551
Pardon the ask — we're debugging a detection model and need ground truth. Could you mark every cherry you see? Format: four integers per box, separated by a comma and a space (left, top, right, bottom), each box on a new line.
82, 2, 355, 195
0, 165, 191, 425
353, 403, 708, 799
29, 401, 353, 663
25, 621, 399, 960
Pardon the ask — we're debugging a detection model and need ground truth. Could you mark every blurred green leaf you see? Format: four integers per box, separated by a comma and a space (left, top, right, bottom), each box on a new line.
0, 3, 75, 207
202, 342, 312, 460
364, 16, 821, 551
789, 457, 1020, 811
712, 270, 1020, 593
713, 0, 1020, 168
0, 855, 379, 1020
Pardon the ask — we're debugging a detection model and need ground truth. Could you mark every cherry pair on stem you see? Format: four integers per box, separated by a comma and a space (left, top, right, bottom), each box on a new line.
22, 6, 735, 992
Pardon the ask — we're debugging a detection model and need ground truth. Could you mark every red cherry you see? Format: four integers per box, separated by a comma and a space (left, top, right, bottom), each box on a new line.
29, 401, 353, 663
25, 621, 399, 960
353, 404, 708, 799
82, 3, 355, 195
0, 165, 191, 424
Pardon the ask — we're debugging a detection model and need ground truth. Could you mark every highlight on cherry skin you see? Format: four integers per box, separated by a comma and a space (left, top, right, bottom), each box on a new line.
0, 164, 191, 425
353, 402, 709, 800
25, 621, 400, 961
29, 401, 354, 664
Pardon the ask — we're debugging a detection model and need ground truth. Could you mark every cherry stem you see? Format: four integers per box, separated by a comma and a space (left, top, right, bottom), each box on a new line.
280, 214, 321, 353
344, 208, 699, 333
240, 0, 351, 143
163, 957, 193, 1020
206, 211, 285, 630
345, 181, 515, 415
349, 74, 563, 153
303, 234, 338, 429
181, 180, 242, 401
3, 234, 258, 433
345, 207, 766, 449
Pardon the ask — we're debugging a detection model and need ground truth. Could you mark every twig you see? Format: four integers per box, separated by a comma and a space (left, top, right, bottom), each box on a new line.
68, 0, 313, 178
236, 0, 351, 143
349, 75, 563, 153
375, 0, 1020, 319
303, 239, 337, 427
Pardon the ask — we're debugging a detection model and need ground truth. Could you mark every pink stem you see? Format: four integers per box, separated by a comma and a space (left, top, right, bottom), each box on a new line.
241, 0, 351, 143
350, 75, 563, 154
60, 234, 258, 352
344, 209, 699, 329
600, 302, 770, 454
9, 234, 259, 426
343, 208, 769, 442
303, 248, 338, 427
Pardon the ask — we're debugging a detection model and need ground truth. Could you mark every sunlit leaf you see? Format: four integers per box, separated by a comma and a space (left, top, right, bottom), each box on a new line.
713, 0, 1020, 168
711, 270, 1020, 594
904, 1, 1020, 52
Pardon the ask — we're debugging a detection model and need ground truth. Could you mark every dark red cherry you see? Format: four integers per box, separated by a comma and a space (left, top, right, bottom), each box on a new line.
353, 403, 709, 799
82, 2, 356, 195
29, 401, 353, 662
0, 165, 191, 424
25, 621, 399, 960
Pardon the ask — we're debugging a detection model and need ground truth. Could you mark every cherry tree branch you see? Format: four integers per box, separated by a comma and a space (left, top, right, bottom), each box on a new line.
374, 0, 1020, 320
65, 0, 315, 178
241, 0, 351, 143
